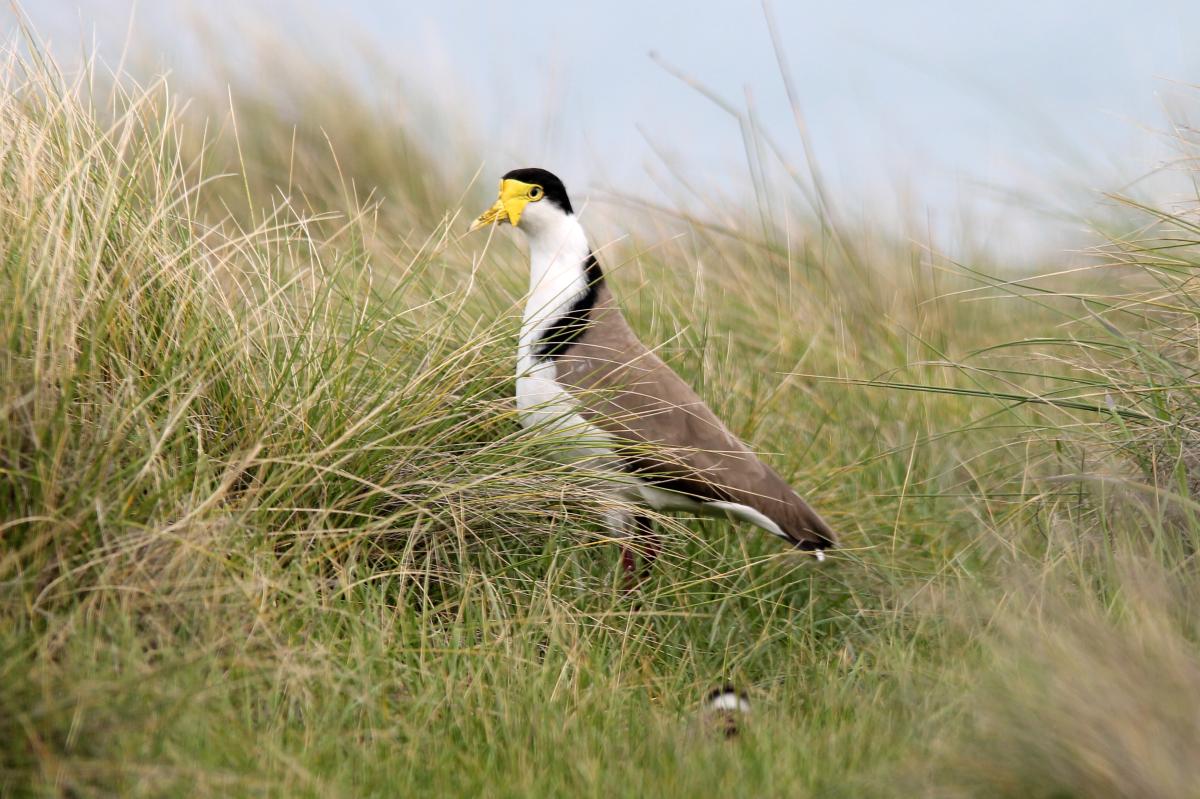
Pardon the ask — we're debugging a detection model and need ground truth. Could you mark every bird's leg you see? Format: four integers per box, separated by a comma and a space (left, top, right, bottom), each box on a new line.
633, 514, 660, 579
621, 547, 638, 582
605, 509, 640, 590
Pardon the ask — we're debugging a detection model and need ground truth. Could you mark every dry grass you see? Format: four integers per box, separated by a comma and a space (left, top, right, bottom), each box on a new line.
2, 20, 1199, 799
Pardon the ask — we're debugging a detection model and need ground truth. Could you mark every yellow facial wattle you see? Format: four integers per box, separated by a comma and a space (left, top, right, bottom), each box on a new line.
469, 178, 544, 231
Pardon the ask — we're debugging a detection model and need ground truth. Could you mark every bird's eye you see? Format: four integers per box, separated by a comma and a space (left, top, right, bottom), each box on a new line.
529, 186, 543, 200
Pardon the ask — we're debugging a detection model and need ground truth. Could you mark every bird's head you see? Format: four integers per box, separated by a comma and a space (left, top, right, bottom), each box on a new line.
469, 167, 573, 237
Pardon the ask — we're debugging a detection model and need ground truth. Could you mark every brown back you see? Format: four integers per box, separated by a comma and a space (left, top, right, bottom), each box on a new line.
552, 287, 835, 549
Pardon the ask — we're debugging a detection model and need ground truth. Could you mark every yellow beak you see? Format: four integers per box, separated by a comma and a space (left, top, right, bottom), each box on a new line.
469, 178, 537, 232
468, 196, 511, 232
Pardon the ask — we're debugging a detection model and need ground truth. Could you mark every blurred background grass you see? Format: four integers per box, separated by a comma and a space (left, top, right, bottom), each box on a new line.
3, 6, 1200, 798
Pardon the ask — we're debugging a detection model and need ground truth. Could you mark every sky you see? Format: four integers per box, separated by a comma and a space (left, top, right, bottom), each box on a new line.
19, 1, 1200, 256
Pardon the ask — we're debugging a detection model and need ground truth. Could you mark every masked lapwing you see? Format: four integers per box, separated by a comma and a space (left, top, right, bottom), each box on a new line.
470, 168, 835, 576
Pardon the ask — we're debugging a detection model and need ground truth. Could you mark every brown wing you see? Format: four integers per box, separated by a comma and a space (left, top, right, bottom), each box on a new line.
553, 289, 835, 549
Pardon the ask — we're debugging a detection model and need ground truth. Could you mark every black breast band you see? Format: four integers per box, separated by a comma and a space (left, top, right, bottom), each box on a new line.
532, 251, 604, 359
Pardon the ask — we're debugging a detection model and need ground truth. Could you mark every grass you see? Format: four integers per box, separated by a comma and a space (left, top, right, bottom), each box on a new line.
3, 22, 1200, 799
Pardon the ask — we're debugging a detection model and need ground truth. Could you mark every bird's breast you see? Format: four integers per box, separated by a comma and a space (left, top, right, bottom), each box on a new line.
515, 355, 613, 464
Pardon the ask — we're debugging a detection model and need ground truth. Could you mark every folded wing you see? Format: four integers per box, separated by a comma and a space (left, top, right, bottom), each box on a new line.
553, 289, 835, 550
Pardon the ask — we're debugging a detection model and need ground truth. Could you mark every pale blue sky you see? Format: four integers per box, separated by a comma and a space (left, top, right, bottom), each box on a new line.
22, 1, 1200, 255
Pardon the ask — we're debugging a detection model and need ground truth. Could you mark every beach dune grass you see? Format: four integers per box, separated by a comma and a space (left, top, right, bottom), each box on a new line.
2, 28, 1199, 798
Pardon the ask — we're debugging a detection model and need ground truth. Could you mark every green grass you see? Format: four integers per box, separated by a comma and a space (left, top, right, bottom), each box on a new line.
3, 27, 1200, 799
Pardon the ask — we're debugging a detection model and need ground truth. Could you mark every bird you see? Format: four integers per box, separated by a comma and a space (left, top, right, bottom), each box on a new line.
701, 685, 752, 739
470, 167, 835, 578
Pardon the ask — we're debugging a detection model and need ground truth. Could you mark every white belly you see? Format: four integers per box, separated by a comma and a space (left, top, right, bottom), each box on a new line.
516, 355, 614, 464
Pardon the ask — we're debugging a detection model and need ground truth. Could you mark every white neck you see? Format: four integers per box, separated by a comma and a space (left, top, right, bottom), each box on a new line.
517, 210, 591, 354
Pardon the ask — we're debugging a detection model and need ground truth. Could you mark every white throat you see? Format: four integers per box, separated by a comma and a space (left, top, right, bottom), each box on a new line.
517, 210, 591, 356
